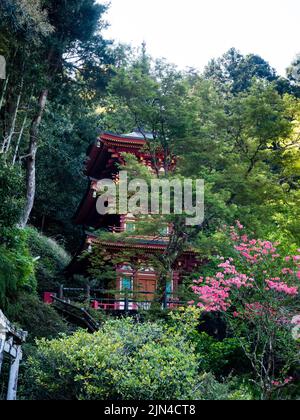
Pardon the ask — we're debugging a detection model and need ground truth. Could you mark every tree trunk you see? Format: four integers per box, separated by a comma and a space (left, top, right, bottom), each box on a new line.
0, 75, 9, 112
19, 89, 48, 228
12, 113, 27, 166
3, 76, 24, 155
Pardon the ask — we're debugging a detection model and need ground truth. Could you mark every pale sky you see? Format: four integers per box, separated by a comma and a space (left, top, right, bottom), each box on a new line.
103, 0, 300, 76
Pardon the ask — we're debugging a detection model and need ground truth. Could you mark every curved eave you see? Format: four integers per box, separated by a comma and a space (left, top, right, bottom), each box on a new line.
85, 133, 150, 179
87, 234, 198, 256
101, 132, 148, 146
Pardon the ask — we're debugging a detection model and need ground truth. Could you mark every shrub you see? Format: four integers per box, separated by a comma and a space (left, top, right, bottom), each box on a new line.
23, 318, 202, 400
0, 228, 36, 305
0, 158, 24, 229
190, 222, 300, 399
26, 228, 71, 292
196, 373, 253, 400
193, 332, 248, 376
5, 292, 68, 341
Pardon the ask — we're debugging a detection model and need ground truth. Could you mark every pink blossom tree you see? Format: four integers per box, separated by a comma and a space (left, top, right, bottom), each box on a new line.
190, 222, 300, 400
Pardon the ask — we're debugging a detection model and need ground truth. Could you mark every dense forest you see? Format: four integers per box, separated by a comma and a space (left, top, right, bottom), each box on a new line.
0, 0, 299, 401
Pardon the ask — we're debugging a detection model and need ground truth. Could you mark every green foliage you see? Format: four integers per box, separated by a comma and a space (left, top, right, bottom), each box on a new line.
0, 0, 113, 245
179, 78, 300, 247
32, 98, 100, 250
105, 53, 191, 156
169, 309, 249, 377
5, 291, 68, 341
0, 1, 299, 400
0, 160, 34, 303
26, 228, 70, 292
23, 318, 201, 400
0, 158, 24, 229
22, 314, 256, 400
287, 53, 300, 92
0, 224, 71, 305
195, 373, 253, 401
193, 333, 248, 376
0, 0, 54, 41
0, 228, 36, 305
104, 49, 300, 251
0, 225, 70, 306
203, 47, 292, 95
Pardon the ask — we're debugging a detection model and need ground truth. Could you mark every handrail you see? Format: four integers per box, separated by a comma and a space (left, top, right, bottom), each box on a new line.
52, 296, 100, 332
58, 286, 179, 297
46, 286, 188, 313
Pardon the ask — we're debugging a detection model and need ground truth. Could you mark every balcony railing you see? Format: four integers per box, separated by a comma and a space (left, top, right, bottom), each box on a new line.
44, 285, 188, 312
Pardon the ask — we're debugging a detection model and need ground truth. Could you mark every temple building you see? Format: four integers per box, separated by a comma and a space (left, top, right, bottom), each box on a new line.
67, 131, 199, 311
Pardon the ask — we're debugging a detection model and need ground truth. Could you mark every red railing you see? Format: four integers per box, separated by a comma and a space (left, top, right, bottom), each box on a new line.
44, 285, 186, 312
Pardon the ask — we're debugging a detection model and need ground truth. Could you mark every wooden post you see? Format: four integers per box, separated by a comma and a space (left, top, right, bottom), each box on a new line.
124, 291, 129, 313
163, 290, 168, 310
86, 285, 91, 302
7, 346, 22, 401
58, 284, 64, 300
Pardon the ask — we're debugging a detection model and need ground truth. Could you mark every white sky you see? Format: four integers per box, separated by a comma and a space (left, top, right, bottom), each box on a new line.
103, 0, 300, 76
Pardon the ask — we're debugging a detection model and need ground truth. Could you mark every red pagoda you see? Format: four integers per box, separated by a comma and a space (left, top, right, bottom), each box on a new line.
68, 131, 199, 311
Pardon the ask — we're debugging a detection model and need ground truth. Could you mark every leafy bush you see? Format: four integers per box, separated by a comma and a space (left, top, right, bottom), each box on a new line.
0, 228, 36, 305
24, 319, 202, 400
191, 223, 300, 399
0, 160, 32, 302
26, 228, 71, 292
0, 227, 70, 309
0, 158, 24, 229
196, 373, 253, 400
194, 333, 248, 376
23, 316, 256, 401
5, 292, 68, 341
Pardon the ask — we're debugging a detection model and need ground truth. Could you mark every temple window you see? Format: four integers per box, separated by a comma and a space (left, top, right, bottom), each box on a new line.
126, 222, 136, 233
120, 276, 133, 291
166, 281, 173, 296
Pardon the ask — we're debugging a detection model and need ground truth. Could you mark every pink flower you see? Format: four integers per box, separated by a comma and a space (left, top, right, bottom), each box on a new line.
272, 381, 280, 387
241, 235, 249, 243
231, 232, 239, 241
191, 230, 299, 315
265, 280, 298, 296
236, 221, 244, 230
272, 254, 280, 259
291, 316, 300, 326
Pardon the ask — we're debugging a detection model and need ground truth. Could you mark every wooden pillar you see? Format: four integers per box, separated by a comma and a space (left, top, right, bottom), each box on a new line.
124, 291, 129, 313
58, 284, 64, 300
163, 290, 168, 310
86, 284, 91, 302
7, 345, 22, 401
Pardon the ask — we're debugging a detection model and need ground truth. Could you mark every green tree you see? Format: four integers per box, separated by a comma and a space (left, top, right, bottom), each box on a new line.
0, 0, 113, 228
179, 78, 300, 251
204, 47, 293, 96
